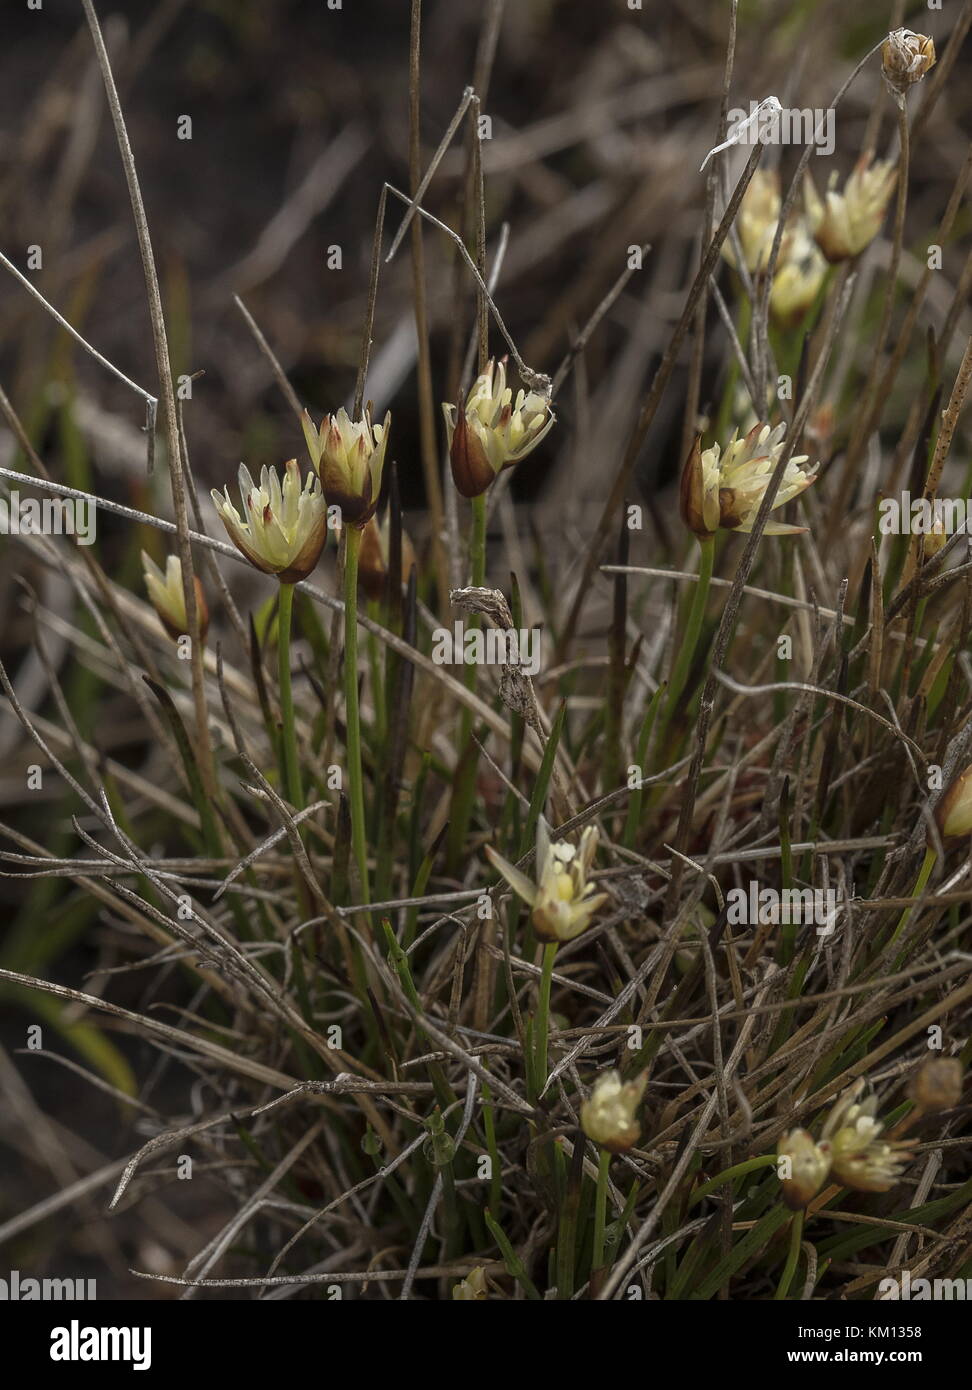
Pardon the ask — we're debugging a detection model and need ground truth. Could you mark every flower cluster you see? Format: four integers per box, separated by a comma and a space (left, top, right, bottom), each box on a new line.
212, 459, 327, 584
680, 421, 817, 539
485, 820, 607, 944
443, 358, 555, 498
804, 155, 897, 264
777, 1083, 915, 1209
722, 170, 827, 326
301, 406, 390, 528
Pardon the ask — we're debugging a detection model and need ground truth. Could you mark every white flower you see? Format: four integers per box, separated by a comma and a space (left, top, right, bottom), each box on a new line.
211, 458, 327, 583
820, 1084, 914, 1193
681, 422, 817, 537
777, 1128, 831, 1210
581, 1069, 647, 1152
805, 156, 897, 263
443, 358, 554, 497
770, 220, 828, 325
485, 820, 607, 944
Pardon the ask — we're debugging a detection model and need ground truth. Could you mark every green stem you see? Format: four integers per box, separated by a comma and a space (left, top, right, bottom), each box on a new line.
775, 1210, 804, 1300
343, 527, 369, 903
687, 1153, 778, 1208
533, 942, 558, 1099
277, 582, 302, 812
890, 844, 936, 948
445, 492, 488, 872
661, 532, 715, 738
470, 492, 487, 587
592, 1147, 611, 1272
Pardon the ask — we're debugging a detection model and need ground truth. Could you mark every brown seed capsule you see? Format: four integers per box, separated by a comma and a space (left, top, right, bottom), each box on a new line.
357, 513, 416, 603
448, 407, 495, 499
907, 1057, 963, 1115
881, 29, 936, 97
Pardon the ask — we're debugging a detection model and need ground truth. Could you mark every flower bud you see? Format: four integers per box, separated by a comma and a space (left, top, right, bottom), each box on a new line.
141, 552, 209, 644
357, 513, 416, 603
580, 1069, 647, 1153
934, 764, 972, 843
881, 29, 936, 97
907, 1057, 963, 1115
721, 170, 792, 275
777, 1128, 831, 1210
302, 406, 390, 527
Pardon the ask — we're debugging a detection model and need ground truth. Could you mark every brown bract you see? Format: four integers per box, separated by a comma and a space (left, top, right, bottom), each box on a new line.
449, 409, 495, 499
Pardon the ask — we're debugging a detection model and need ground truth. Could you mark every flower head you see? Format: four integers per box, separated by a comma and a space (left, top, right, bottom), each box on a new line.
452, 1266, 489, 1300
881, 29, 936, 97
142, 552, 209, 644
302, 406, 390, 527
485, 820, 607, 944
769, 221, 828, 326
680, 422, 817, 539
722, 170, 791, 276
211, 459, 326, 584
581, 1069, 648, 1153
820, 1083, 914, 1193
777, 1128, 831, 1210
805, 155, 897, 263
934, 764, 972, 843
442, 358, 554, 498
358, 512, 416, 603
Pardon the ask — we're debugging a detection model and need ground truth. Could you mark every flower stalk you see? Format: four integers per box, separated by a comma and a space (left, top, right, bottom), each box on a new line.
276, 582, 302, 812
662, 531, 715, 735
343, 525, 369, 903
